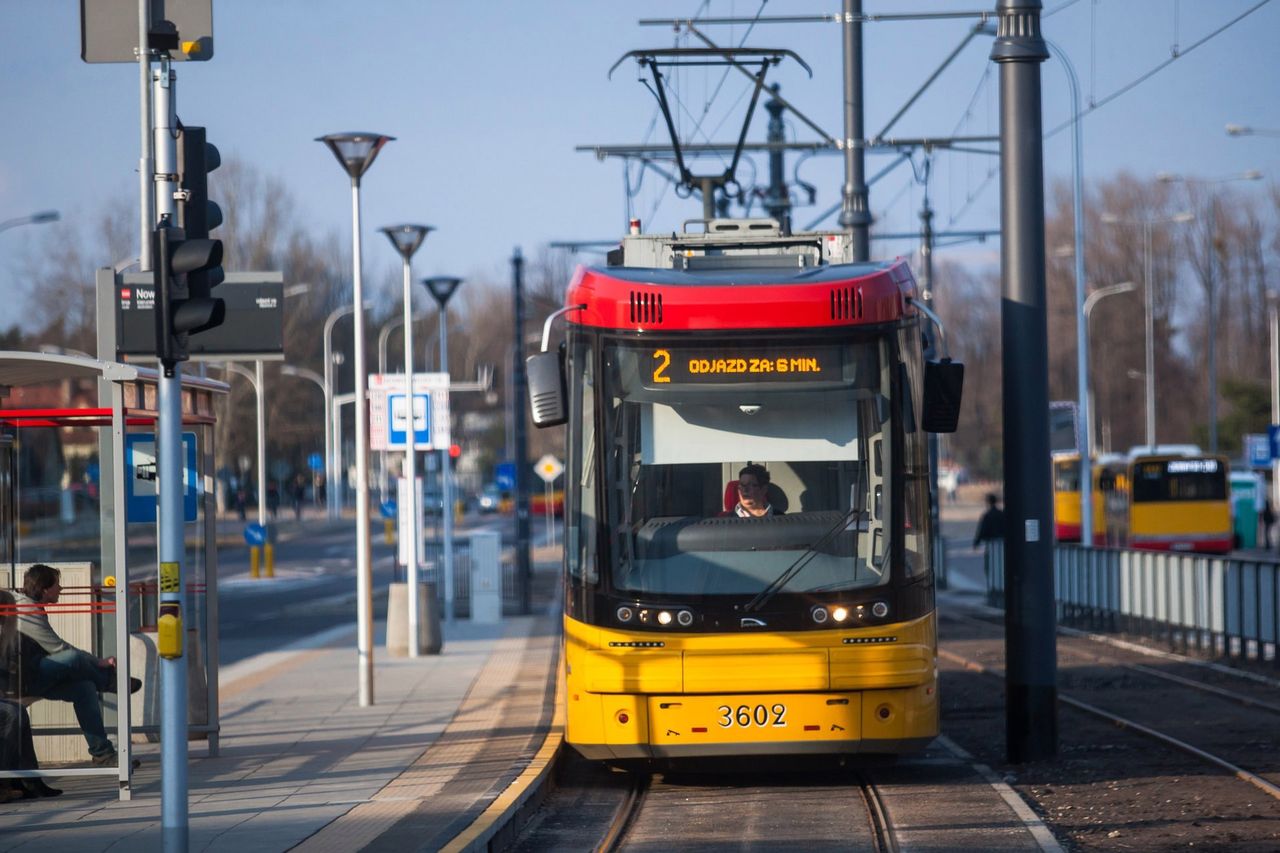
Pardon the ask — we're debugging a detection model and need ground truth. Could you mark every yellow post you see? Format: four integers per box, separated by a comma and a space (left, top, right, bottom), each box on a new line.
384, 518, 395, 544
265, 542, 275, 578
250, 545, 260, 578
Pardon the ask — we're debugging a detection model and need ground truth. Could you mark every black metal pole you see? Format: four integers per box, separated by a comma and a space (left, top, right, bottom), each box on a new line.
840, 0, 871, 261
991, 0, 1057, 763
512, 247, 532, 614
763, 84, 791, 233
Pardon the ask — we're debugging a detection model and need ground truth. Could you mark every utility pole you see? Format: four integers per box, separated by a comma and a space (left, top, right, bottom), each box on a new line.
152, 54, 190, 852
918, 180, 944, 589
991, 0, 1057, 763
839, 0, 871, 260
512, 248, 532, 613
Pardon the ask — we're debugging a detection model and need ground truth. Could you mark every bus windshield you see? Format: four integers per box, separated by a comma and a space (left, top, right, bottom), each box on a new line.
1132, 458, 1227, 502
596, 337, 893, 598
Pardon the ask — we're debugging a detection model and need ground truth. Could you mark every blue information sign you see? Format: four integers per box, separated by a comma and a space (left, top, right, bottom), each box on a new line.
1246, 433, 1271, 469
125, 432, 199, 523
379, 499, 397, 520
1269, 425, 1280, 462
244, 522, 267, 546
495, 461, 516, 491
307, 452, 324, 472
388, 393, 431, 447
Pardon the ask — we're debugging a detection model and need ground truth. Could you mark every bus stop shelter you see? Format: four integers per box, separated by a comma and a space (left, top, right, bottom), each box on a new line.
0, 351, 225, 799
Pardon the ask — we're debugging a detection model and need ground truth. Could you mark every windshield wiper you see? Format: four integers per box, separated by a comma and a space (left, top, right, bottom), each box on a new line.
744, 468, 866, 613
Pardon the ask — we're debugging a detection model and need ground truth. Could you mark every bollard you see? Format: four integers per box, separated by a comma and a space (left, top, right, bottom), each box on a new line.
265, 542, 275, 578
384, 518, 395, 545
250, 546, 260, 579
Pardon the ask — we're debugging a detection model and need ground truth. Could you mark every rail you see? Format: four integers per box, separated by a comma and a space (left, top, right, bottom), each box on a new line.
983, 543, 1279, 666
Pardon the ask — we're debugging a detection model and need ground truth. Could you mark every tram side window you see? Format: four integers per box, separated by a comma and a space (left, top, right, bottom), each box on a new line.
568, 344, 598, 582
898, 332, 930, 578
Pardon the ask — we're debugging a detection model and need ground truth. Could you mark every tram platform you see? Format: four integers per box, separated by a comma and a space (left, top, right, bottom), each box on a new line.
0, 537, 1061, 852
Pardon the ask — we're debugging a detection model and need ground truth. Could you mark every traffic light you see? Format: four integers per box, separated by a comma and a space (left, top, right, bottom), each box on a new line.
154, 124, 225, 373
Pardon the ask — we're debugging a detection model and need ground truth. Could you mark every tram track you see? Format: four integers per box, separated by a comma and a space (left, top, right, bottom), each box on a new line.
513, 754, 896, 851
939, 609, 1280, 804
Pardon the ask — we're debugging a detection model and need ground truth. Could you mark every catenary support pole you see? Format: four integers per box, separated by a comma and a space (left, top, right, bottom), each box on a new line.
839, 0, 870, 261
919, 186, 943, 589
991, 0, 1057, 763
513, 248, 532, 613
154, 56, 190, 852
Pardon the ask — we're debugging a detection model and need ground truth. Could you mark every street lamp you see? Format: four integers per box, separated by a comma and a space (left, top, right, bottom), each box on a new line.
1156, 170, 1263, 453
1226, 124, 1280, 138
0, 209, 60, 234
380, 223, 433, 658
423, 275, 462, 623
1083, 281, 1137, 455
322, 301, 372, 519
224, 362, 269, 576
318, 131, 393, 708
375, 310, 434, 502
1099, 211, 1194, 451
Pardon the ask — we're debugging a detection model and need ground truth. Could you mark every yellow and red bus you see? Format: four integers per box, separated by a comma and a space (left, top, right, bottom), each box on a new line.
1052, 454, 1105, 545
1101, 452, 1231, 554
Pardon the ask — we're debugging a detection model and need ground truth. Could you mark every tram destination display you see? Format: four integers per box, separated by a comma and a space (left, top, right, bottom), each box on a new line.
638, 344, 844, 386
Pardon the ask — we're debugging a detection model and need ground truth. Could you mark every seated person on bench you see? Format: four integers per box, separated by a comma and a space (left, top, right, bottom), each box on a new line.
14, 564, 139, 767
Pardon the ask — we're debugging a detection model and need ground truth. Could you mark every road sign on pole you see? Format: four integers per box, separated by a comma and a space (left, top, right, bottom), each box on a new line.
535, 454, 564, 483
369, 372, 449, 451
1247, 433, 1271, 469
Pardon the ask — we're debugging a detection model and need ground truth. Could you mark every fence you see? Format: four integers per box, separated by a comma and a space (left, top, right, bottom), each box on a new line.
419, 538, 526, 617
983, 543, 1279, 666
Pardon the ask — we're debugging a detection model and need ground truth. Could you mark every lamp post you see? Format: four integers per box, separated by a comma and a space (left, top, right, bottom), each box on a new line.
1083, 281, 1137, 455
0, 209, 59, 235
376, 310, 434, 502
381, 224, 433, 657
323, 302, 372, 519
423, 275, 462, 623
224, 362, 269, 576
1100, 211, 1194, 451
1226, 124, 1280, 138
1156, 170, 1263, 453
318, 131, 393, 707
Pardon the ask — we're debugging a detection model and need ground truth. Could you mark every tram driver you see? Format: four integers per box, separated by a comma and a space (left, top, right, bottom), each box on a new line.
726, 464, 785, 518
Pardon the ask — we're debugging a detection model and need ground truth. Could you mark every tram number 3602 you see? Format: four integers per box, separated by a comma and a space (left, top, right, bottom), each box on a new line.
717, 703, 787, 728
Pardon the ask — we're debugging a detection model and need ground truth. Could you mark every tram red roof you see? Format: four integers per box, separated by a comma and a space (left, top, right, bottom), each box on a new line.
564, 259, 918, 332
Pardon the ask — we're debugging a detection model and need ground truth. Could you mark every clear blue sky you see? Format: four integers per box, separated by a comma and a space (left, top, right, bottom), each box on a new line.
2, 1, 1278, 331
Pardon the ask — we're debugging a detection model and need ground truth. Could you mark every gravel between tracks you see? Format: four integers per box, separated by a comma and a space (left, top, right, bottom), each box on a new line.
938, 607, 1280, 852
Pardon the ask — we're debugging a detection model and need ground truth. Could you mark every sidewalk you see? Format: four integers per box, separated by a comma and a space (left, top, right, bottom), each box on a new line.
0, 558, 562, 852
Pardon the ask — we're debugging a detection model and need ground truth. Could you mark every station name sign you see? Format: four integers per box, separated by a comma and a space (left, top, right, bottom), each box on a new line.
115, 271, 285, 361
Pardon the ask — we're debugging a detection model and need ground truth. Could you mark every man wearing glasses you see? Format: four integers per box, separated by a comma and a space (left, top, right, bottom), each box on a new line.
729, 464, 783, 518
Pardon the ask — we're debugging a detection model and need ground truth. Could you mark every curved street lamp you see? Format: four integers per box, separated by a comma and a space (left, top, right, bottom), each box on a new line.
423, 276, 463, 623
317, 131, 393, 708
0, 210, 60, 234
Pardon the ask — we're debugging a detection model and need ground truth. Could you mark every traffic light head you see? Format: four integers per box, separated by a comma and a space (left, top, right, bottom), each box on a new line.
154, 124, 226, 372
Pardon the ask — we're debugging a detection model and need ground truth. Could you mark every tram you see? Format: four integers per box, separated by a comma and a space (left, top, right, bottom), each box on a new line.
527, 219, 963, 761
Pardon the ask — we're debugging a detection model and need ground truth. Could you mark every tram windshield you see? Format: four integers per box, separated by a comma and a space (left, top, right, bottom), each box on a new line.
574, 337, 896, 598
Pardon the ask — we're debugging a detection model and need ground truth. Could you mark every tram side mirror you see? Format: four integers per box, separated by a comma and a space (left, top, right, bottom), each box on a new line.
526, 351, 568, 428
922, 358, 964, 433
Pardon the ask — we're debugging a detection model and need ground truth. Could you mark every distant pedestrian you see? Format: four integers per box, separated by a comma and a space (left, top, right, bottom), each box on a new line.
972, 493, 1006, 550
266, 481, 280, 520
235, 487, 247, 521
292, 474, 307, 521
1262, 498, 1276, 550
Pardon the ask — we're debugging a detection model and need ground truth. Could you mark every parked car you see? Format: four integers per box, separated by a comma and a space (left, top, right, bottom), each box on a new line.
477, 485, 503, 514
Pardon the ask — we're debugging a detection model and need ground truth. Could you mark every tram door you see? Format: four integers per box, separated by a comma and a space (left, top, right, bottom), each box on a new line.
0, 436, 14, 586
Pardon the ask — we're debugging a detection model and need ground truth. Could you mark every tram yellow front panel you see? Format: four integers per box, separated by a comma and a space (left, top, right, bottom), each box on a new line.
648, 693, 862, 745
683, 650, 829, 692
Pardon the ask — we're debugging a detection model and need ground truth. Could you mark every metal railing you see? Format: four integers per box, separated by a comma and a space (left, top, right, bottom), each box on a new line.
983, 543, 1279, 666
419, 538, 524, 617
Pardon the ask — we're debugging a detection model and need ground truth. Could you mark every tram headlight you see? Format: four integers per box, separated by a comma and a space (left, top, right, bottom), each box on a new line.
871, 601, 889, 619
831, 606, 849, 623
657, 610, 673, 626
811, 606, 829, 624
676, 610, 694, 627
616, 606, 634, 623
